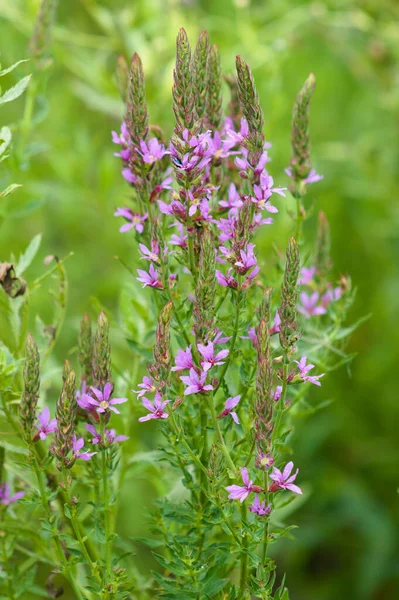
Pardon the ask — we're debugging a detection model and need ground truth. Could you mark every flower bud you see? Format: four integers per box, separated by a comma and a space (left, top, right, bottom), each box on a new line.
279, 238, 300, 355
93, 311, 112, 389
290, 73, 316, 181
126, 52, 149, 147
51, 369, 77, 470
235, 56, 264, 168
152, 301, 173, 386
192, 30, 209, 123
78, 313, 93, 385
206, 44, 223, 131
193, 228, 216, 344
173, 28, 196, 134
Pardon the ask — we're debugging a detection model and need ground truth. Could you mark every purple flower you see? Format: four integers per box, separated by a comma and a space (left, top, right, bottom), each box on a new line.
322, 286, 342, 307
219, 183, 243, 211
235, 146, 271, 177
84, 383, 128, 415
226, 467, 263, 502
252, 171, 286, 212
122, 168, 138, 185
273, 386, 283, 401
180, 369, 214, 396
298, 266, 316, 286
218, 395, 241, 424
249, 495, 272, 516
241, 326, 257, 346
169, 223, 188, 248
257, 452, 275, 469
235, 243, 257, 273
158, 199, 187, 221
72, 435, 97, 461
85, 424, 129, 445
285, 166, 323, 185
0, 483, 25, 505
171, 346, 195, 372
138, 240, 161, 263
212, 329, 232, 345
136, 264, 163, 289
114, 208, 148, 233
112, 122, 131, 161
270, 311, 281, 335
269, 461, 302, 495
198, 341, 229, 372
298, 291, 327, 318
138, 138, 168, 164
133, 375, 157, 398
216, 268, 238, 289
294, 356, 325, 386
138, 392, 169, 422
34, 407, 57, 441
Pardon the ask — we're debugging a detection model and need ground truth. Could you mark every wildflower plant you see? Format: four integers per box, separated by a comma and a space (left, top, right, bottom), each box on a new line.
0, 26, 361, 600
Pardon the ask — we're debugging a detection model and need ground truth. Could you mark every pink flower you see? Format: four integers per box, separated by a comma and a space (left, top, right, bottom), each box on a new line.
294, 356, 325, 386
269, 461, 302, 495
139, 392, 169, 422
138, 138, 168, 164
85, 424, 129, 445
197, 341, 229, 372
273, 386, 283, 401
285, 166, 323, 185
171, 346, 195, 372
122, 168, 138, 184
216, 268, 238, 289
114, 208, 148, 233
136, 263, 163, 289
298, 266, 316, 286
256, 452, 275, 469
298, 292, 327, 318
0, 483, 25, 505
72, 435, 97, 461
219, 183, 243, 210
226, 467, 263, 502
212, 329, 232, 345
251, 171, 286, 212
235, 146, 271, 177
169, 223, 188, 248
270, 311, 281, 335
321, 286, 342, 307
218, 395, 241, 424
235, 243, 257, 273
84, 383, 128, 415
249, 495, 272, 516
180, 369, 214, 396
34, 407, 57, 441
138, 239, 163, 263
133, 375, 157, 398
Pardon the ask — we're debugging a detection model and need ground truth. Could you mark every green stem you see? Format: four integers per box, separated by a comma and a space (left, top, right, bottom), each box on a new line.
206, 393, 238, 476
239, 502, 248, 594
1, 533, 15, 600
169, 411, 209, 478
271, 362, 289, 450
100, 417, 112, 582
261, 470, 270, 564
215, 289, 242, 393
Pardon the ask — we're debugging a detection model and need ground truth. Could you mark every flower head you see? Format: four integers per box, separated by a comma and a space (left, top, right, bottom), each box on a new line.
136, 263, 163, 289
138, 392, 169, 422
249, 494, 272, 516
171, 346, 195, 372
298, 266, 316, 286
226, 467, 263, 502
133, 375, 157, 398
85, 424, 129, 445
138, 138, 168, 164
269, 461, 302, 494
114, 208, 148, 233
72, 435, 97, 461
169, 223, 188, 248
218, 395, 241, 424
84, 383, 128, 415
197, 341, 229, 372
298, 291, 327, 318
180, 369, 214, 396
234, 243, 257, 273
0, 483, 25, 505
219, 183, 243, 211
294, 356, 325, 386
34, 407, 57, 441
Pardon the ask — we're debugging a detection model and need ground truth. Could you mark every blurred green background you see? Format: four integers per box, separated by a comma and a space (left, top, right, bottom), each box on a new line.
1, 0, 398, 598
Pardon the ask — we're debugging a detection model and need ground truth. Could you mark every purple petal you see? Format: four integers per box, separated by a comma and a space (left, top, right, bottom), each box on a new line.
225, 395, 241, 410
103, 382, 113, 401
282, 462, 294, 481
90, 387, 103, 401
109, 397, 128, 405
230, 411, 240, 425
241, 467, 249, 486
286, 483, 302, 495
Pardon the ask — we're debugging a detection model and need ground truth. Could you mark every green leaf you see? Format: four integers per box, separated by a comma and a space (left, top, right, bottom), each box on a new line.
64, 503, 71, 519
0, 183, 22, 200
0, 126, 12, 157
0, 74, 31, 105
0, 59, 29, 77
16, 233, 42, 275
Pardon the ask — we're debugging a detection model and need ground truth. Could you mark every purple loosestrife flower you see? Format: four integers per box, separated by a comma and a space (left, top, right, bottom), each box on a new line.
72, 435, 97, 461
298, 291, 327, 318
180, 368, 214, 396
136, 264, 163, 289
114, 208, 148, 233
226, 467, 263, 502
273, 386, 283, 401
133, 375, 157, 398
158, 198, 187, 221
198, 341, 229, 372
285, 166, 323, 184
33, 407, 57, 441
298, 265, 316, 285
138, 240, 162, 263
122, 168, 139, 185
139, 392, 169, 422
252, 171, 286, 212
138, 138, 168, 164
322, 286, 342, 307
257, 452, 275, 469
85, 382, 128, 415
85, 424, 129, 445
171, 346, 195, 372
235, 243, 257, 273
111, 123, 131, 161
218, 395, 241, 424
219, 183, 243, 211
294, 356, 325, 386
249, 495, 272, 516
0, 483, 25, 505
169, 223, 188, 248
269, 461, 302, 494
235, 145, 271, 178
216, 268, 238, 289
213, 329, 232, 344
270, 311, 281, 335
